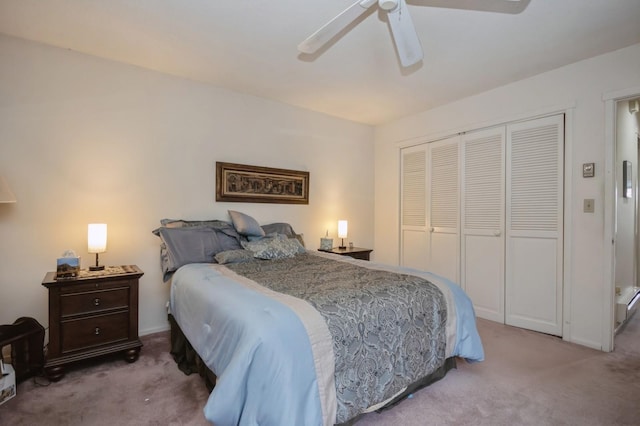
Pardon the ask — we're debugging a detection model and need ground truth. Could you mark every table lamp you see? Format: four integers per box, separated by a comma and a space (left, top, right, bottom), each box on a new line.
88, 223, 107, 271
338, 220, 348, 249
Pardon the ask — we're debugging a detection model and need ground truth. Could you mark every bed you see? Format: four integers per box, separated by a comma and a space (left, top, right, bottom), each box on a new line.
155, 212, 484, 426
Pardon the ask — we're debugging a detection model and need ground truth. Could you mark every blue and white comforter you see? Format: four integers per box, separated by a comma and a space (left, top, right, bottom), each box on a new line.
170, 251, 484, 426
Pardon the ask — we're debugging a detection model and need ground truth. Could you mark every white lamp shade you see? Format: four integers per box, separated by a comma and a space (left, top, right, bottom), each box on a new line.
0, 176, 16, 203
88, 224, 107, 253
338, 220, 348, 238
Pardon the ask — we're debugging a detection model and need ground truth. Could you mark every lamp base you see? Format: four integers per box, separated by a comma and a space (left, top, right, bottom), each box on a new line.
89, 253, 105, 271
338, 238, 346, 250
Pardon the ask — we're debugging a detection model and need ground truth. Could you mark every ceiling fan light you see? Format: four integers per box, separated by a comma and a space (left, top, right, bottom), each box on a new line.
379, 0, 399, 11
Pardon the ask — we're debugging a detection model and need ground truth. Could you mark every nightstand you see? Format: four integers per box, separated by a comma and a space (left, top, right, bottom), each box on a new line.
318, 247, 373, 261
41, 265, 143, 381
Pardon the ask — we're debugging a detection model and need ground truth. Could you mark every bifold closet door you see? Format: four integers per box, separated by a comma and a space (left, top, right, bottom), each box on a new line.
505, 114, 564, 336
461, 127, 506, 323
427, 136, 460, 283
401, 146, 428, 269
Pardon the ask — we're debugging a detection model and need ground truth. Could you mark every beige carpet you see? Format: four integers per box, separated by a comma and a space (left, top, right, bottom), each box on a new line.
1, 313, 638, 425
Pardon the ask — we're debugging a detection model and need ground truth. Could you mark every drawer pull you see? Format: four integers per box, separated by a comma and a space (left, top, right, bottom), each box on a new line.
94, 298, 100, 306
94, 327, 101, 335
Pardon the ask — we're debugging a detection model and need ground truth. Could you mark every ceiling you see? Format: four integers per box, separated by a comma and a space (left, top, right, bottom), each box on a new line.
0, 0, 639, 126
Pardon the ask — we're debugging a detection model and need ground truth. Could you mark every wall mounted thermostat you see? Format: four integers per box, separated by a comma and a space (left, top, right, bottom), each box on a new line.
582, 163, 595, 178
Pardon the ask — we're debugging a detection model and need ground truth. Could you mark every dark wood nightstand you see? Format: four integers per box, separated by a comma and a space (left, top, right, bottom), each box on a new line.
41, 265, 143, 381
318, 247, 373, 261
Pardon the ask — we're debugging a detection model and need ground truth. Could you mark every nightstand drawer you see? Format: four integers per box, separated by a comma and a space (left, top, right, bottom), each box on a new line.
58, 279, 132, 294
60, 287, 129, 317
348, 251, 371, 260
61, 312, 129, 353
318, 247, 373, 261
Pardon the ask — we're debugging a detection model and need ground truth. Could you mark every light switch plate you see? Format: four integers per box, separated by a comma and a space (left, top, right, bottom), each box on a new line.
584, 198, 595, 213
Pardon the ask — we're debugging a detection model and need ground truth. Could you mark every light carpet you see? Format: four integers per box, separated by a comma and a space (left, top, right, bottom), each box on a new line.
1, 313, 638, 425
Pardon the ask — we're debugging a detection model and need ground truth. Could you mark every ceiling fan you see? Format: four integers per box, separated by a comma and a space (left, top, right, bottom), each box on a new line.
298, 0, 524, 68
298, 0, 421, 67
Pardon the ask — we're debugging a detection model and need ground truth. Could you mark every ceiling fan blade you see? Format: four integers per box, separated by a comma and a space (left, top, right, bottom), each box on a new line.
387, 0, 423, 67
417, 0, 529, 15
298, 0, 378, 54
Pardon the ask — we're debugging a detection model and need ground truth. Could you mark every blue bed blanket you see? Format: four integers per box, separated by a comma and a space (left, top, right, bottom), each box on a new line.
170, 252, 484, 426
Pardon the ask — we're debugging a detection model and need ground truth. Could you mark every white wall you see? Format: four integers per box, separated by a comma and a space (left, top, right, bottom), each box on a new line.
374, 43, 640, 350
0, 35, 374, 335
615, 100, 640, 298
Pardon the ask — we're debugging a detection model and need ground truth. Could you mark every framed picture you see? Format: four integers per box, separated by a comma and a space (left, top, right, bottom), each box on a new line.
216, 162, 309, 204
623, 160, 633, 199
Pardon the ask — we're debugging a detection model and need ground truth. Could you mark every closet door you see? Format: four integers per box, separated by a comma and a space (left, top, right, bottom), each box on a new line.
400, 145, 428, 269
506, 115, 564, 336
461, 127, 506, 322
427, 136, 460, 282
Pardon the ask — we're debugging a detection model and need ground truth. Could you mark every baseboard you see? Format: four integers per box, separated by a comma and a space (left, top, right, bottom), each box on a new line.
615, 287, 640, 333
140, 323, 170, 337
564, 335, 603, 351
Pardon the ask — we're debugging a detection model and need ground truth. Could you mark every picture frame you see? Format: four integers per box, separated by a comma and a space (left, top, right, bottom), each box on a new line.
216, 162, 309, 204
623, 160, 633, 199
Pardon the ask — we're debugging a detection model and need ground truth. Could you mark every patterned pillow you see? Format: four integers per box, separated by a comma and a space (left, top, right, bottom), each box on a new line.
261, 222, 305, 247
214, 249, 255, 265
242, 234, 306, 260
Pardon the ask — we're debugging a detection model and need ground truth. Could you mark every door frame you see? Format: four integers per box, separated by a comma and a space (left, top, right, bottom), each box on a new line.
603, 85, 640, 352
637, 134, 640, 290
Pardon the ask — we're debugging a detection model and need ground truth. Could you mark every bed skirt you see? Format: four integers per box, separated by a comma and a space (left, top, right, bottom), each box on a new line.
168, 314, 216, 392
168, 313, 456, 425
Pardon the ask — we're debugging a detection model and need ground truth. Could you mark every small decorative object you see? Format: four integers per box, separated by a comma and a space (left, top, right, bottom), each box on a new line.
320, 230, 333, 250
582, 163, 595, 178
56, 249, 80, 279
623, 160, 633, 199
338, 220, 348, 249
216, 162, 309, 204
88, 223, 107, 271
349, 242, 354, 249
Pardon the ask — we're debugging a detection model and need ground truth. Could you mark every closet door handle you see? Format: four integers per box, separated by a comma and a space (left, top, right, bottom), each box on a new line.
429, 227, 435, 232
493, 230, 502, 237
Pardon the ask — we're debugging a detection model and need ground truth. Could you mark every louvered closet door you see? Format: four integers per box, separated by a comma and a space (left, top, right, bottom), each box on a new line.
461, 127, 506, 323
401, 146, 428, 269
427, 136, 460, 282
506, 114, 564, 336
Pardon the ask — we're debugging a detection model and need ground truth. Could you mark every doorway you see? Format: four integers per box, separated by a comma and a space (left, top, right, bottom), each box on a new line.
613, 97, 640, 337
